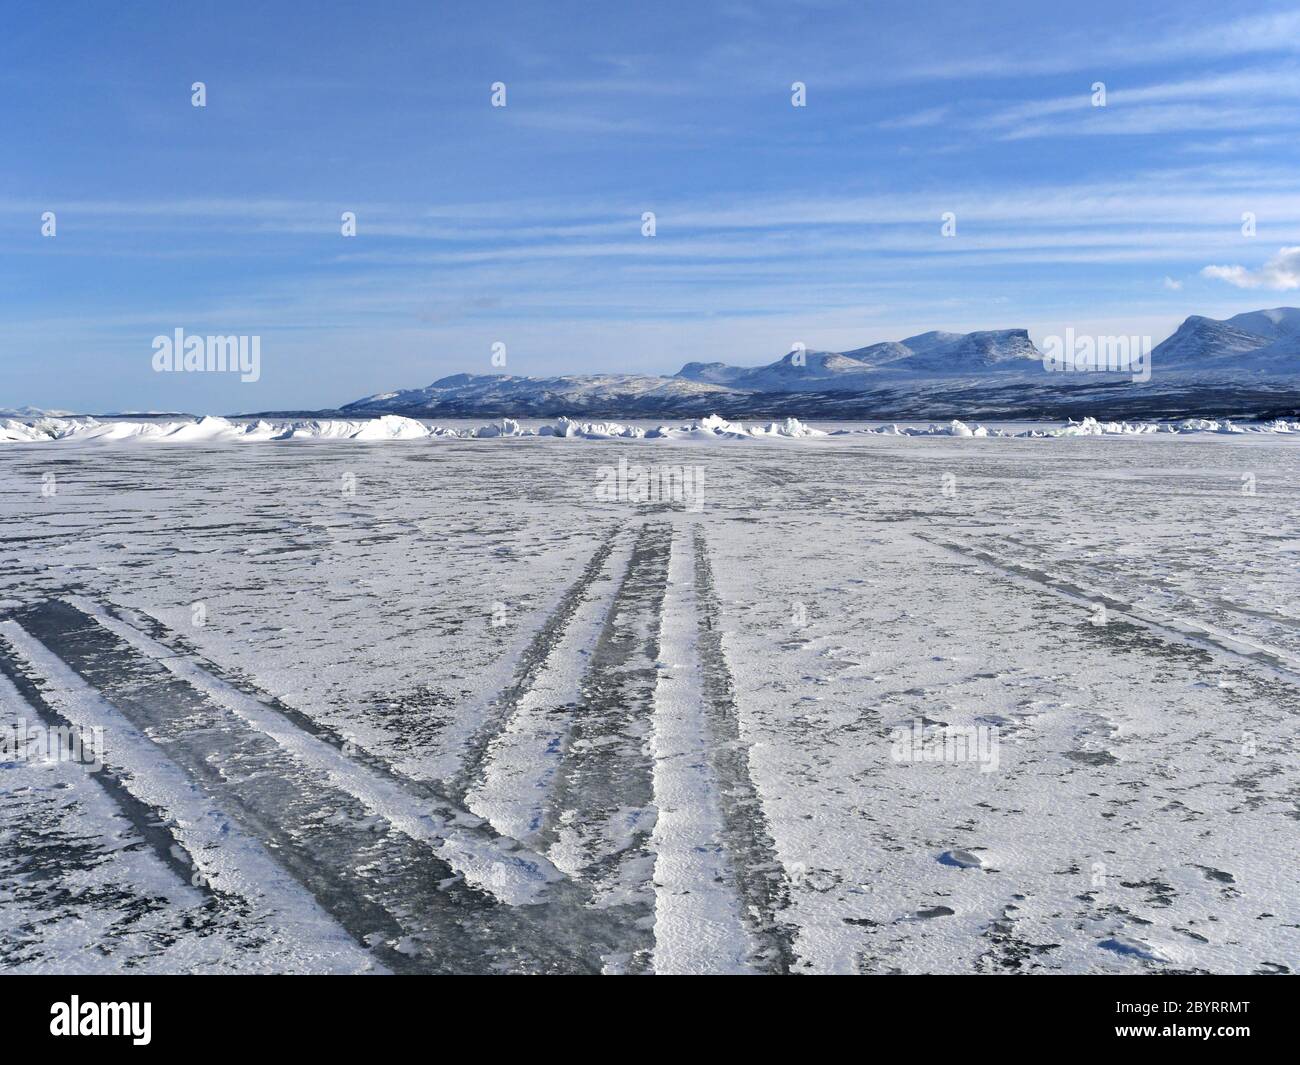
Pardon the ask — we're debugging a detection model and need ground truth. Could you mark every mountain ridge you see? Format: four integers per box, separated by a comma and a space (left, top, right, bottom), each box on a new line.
340, 309, 1300, 420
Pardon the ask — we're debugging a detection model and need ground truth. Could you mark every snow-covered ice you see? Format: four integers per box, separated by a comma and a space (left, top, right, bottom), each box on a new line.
1, 426, 1297, 972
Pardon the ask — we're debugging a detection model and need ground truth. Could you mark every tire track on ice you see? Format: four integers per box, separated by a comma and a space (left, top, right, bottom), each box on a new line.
690, 525, 799, 974
464, 533, 637, 842
536, 521, 672, 972
65, 594, 566, 906
441, 524, 625, 803
0, 620, 378, 972
913, 532, 1300, 687
3, 599, 624, 973
648, 523, 756, 973
0, 648, 209, 901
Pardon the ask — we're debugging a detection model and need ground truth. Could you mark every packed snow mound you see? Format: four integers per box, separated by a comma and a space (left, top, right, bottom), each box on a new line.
2, 413, 1298, 445
470, 418, 525, 438
538, 417, 646, 439
831, 419, 989, 437
754, 417, 827, 437
644, 415, 827, 438
664, 414, 754, 439
831, 416, 1300, 438
1028, 416, 1298, 436
350, 415, 430, 440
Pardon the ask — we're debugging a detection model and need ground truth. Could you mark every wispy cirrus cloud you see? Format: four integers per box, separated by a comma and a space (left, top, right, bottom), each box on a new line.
961, 65, 1300, 140
877, 106, 952, 130
908, 9, 1300, 81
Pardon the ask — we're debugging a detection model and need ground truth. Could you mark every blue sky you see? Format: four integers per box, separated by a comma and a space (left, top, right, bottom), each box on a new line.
4, 0, 1300, 412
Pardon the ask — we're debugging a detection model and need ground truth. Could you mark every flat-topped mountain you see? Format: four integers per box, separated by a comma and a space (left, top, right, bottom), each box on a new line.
341, 312, 1300, 420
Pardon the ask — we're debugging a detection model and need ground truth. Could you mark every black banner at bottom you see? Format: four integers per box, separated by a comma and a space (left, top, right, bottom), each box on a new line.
0, 973, 1288, 1052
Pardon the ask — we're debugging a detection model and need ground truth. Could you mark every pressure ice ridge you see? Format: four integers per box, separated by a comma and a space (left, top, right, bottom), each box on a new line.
3, 412, 1299, 445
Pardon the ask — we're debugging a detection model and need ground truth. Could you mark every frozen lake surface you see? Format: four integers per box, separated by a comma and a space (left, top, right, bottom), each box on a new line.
1, 431, 1297, 973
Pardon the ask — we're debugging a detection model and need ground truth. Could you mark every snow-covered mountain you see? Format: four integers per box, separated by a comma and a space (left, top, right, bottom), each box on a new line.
1150, 308, 1300, 374
1222, 307, 1300, 343
341, 312, 1300, 420
346, 372, 734, 417
0, 405, 76, 418
677, 329, 1042, 391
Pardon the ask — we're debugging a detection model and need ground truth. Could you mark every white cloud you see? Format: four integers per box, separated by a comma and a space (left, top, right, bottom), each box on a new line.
1201, 246, 1300, 290
977, 66, 1300, 140
999, 103, 1300, 141
909, 10, 1300, 82
878, 106, 951, 130
1163, 276, 1183, 290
